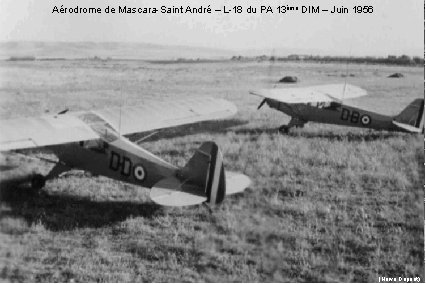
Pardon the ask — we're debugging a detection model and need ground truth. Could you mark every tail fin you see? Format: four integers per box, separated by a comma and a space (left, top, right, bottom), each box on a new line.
151, 142, 249, 206
393, 99, 424, 132
180, 141, 226, 205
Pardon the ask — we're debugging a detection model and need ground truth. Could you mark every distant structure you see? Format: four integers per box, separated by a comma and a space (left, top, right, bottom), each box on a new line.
341, 73, 356, 77
388, 73, 404, 78
230, 54, 424, 66
8, 56, 36, 61
279, 76, 298, 83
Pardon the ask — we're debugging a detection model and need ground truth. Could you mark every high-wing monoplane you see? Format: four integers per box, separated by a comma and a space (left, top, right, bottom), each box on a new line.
251, 84, 424, 133
0, 97, 251, 207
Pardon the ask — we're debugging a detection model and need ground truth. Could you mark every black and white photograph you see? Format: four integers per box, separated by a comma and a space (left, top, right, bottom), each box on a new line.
0, 0, 424, 282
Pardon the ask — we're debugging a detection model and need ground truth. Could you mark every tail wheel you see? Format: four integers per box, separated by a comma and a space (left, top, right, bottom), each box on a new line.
278, 125, 289, 134
31, 174, 46, 190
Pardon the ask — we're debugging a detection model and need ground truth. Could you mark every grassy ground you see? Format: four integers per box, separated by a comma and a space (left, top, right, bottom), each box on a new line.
0, 60, 424, 282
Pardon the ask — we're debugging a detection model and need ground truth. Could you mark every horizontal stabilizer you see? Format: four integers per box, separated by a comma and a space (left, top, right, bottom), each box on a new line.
150, 172, 251, 207
392, 121, 423, 133
225, 171, 251, 195
150, 142, 251, 207
150, 176, 207, 206
150, 172, 251, 206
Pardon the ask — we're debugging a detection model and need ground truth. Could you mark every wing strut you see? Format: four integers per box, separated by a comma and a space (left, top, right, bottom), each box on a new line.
257, 99, 267, 110
118, 88, 123, 138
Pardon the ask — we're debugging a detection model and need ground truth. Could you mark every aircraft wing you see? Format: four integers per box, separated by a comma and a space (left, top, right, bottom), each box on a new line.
250, 84, 367, 104
0, 114, 100, 152
92, 97, 237, 135
0, 97, 237, 151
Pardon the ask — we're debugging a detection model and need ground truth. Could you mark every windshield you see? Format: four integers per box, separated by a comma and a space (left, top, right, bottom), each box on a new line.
78, 112, 120, 142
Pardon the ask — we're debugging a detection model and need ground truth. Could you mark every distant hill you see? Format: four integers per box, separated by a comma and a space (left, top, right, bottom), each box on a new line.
234, 47, 324, 58
0, 41, 234, 60
2, 41, 421, 62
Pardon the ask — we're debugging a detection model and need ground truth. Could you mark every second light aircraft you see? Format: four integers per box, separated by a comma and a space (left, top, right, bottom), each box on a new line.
251, 84, 424, 134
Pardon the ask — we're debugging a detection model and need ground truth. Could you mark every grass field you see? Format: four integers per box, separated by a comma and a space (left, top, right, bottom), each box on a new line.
0, 59, 424, 282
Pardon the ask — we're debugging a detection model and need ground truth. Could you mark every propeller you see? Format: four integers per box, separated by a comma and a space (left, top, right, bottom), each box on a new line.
256, 49, 276, 111
57, 108, 69, 115
257, 98, 267, 110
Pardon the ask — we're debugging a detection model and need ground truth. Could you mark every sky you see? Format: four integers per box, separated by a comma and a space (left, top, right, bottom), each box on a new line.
0, 0, 424, 56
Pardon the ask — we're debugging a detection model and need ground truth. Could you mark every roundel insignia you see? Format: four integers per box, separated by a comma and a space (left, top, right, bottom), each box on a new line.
133, 165, 146, 181
361, 115, 371, 126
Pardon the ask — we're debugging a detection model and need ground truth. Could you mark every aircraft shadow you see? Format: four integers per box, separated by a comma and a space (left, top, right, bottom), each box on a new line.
0, 183, 163, 232
127, 118, 248, 142
233, 128, 406, 142
415, 147, 425, 186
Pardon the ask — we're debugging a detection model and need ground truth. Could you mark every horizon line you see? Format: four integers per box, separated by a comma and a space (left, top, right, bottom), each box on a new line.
0, 40, 423, 58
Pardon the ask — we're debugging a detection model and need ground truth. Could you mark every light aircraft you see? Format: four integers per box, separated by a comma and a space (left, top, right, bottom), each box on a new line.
0, 97, 251, 207
250, 84, 424, 134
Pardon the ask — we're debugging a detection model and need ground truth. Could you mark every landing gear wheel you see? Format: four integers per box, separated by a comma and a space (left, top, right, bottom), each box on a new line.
31, 174, 46, 190
278, 125, 289, 134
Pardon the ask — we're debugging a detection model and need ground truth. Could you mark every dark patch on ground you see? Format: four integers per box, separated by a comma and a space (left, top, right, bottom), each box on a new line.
278, 76, 298, 83
0, 165, 20, 171
388, 73, 404, 78
146, 59, 228, 64
0, 184, 163, 231
233, 127, 405, 142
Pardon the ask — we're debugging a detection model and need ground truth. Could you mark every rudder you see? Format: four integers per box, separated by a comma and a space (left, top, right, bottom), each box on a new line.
179, 141, 226, 205
394, 99, 424, 130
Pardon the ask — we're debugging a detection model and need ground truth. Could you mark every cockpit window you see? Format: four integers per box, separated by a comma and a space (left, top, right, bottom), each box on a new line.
307, 101, 331, 108
306, 101, 341, 110
78, 112, 119, 142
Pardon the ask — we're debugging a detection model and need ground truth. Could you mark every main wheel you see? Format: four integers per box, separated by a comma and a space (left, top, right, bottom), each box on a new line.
278, 125, 289, 134
31, 174, 46, 190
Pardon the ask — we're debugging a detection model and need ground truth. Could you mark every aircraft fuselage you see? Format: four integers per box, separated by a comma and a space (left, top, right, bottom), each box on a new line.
48, 137, 178, 188
267, 99, 401, 131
